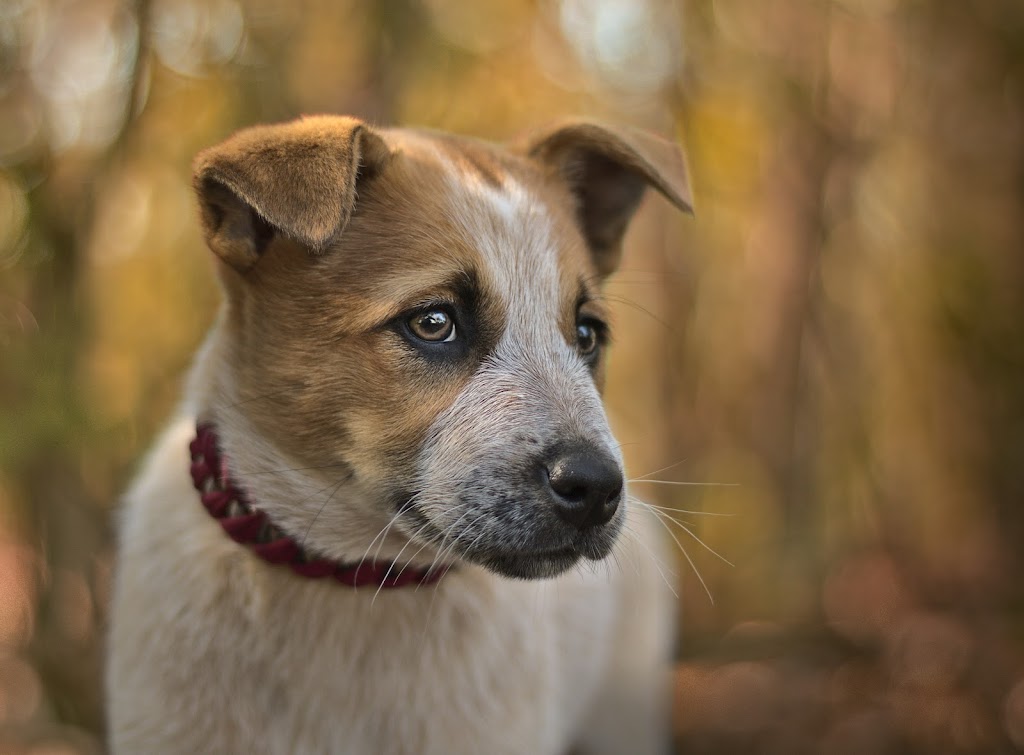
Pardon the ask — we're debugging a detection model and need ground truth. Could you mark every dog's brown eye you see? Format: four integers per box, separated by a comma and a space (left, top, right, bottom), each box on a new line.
408, 310, 456, 343
576, 321, 599, 356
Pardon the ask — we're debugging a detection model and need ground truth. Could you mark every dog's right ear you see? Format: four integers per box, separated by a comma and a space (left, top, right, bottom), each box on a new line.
193, 115, 390, 271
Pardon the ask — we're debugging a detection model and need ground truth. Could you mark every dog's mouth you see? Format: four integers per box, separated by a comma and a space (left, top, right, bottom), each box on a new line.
467, 531, 620, 579
398, 498, 620, 580
475, 547, 581, 580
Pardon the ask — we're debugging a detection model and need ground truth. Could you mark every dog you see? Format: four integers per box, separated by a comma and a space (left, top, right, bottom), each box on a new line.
106, 115, 692, 754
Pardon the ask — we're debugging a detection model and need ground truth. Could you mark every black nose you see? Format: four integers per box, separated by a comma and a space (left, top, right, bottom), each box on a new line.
544, 446, 623, 529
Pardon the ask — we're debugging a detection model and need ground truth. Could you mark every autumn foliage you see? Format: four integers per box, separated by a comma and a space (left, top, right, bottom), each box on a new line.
1, 1, 1023, 752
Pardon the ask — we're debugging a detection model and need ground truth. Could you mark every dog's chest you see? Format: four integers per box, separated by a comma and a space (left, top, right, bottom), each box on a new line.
249, 576, 612, 754
109, 420, 616, 754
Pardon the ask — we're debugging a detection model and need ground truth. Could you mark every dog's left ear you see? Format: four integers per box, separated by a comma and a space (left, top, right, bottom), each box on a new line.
193, 115, 391, 271
522, 120, 693, 276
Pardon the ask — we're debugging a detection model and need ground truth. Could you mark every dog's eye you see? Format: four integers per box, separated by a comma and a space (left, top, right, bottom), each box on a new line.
408, 309, 456, 343
576, 321, 600, 357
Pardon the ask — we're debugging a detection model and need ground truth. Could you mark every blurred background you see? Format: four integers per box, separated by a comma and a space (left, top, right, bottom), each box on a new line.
1, 0, 1023, 752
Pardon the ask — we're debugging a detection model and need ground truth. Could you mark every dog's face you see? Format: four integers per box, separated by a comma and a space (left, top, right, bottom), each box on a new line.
193, 116, 690, 579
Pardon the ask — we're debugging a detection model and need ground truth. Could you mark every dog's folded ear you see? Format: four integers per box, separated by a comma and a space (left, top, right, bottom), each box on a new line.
193, 115, 390, 271
521, 120, 693, 276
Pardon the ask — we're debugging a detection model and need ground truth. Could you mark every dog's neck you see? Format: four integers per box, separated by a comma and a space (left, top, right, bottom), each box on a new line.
183, 328, 452, 579
188, 421, 450, 588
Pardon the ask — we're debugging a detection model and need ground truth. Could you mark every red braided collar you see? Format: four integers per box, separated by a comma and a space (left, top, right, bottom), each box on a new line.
188, 423, 448, 588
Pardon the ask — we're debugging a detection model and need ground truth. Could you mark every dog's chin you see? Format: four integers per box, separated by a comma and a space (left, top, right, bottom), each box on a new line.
474, 548, 582, 580
463, 531, 619, 580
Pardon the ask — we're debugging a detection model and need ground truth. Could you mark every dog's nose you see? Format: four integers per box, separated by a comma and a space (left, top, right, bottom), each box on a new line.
544, 447, 623, 529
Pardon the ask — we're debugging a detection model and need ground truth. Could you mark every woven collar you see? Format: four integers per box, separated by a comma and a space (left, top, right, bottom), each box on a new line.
188, 423, 449, 588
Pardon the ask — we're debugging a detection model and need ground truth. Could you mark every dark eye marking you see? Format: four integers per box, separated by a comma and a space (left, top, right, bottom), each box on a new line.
390, 269, 490, 362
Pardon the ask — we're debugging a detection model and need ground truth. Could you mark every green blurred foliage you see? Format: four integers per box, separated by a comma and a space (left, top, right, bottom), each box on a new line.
1, 0, 1023, 752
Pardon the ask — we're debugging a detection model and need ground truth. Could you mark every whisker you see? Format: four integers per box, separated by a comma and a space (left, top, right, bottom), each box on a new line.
296, 475, 351, 549
372, 523, 430, 606
628, 479, 738, 488
390, 519, 449, 584
371, 492, 427, 565
436, 509, 493, 568
369, 514, 406, 566
604, 268, 691, 279
631, 458, 689, 482
408, 507, 484, 587
355, 495, 423, 579
384, 518, 447, 592
417, 513, 487, 641
636, 501, 734, 567
612, 524, 646, 578
641, 505, 715, 604
631, 499, 735, 518
383, 504, 483, 596
620, 524, 678, 599
675, 521, 734, 567
460, 517, 494, 557
609, 550, 624, 581
597, 293, 673, 332
246, 462, 351, 477
222, 384, 302, 410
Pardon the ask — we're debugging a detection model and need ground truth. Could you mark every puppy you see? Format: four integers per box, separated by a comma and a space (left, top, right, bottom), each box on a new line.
106, 115, 692, 754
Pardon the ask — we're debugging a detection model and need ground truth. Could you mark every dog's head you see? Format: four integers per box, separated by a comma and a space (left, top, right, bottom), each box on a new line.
192, 115, 691, 579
